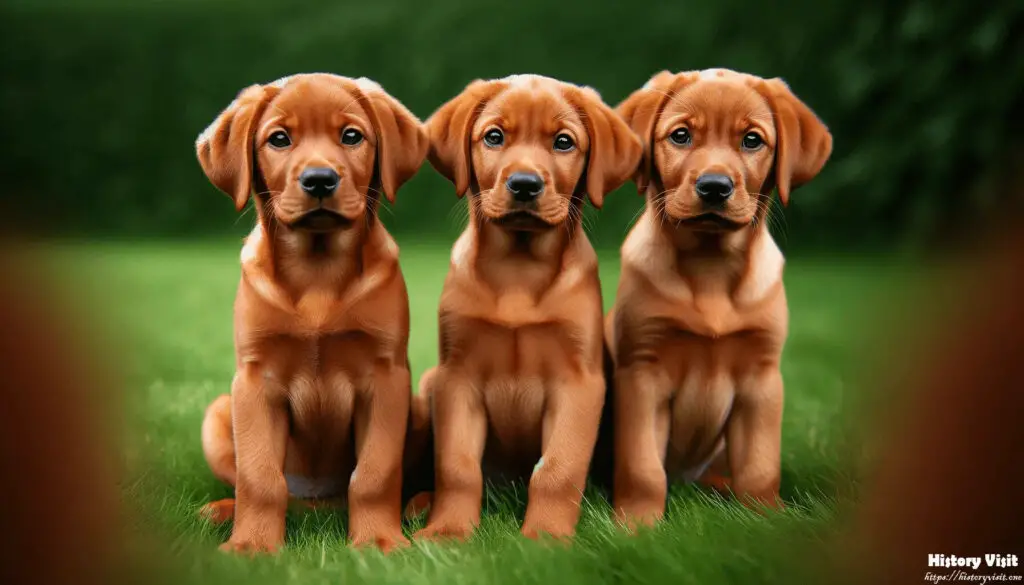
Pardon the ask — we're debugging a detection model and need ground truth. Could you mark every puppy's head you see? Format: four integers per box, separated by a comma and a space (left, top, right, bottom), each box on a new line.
426, 75, 641, 231
196, 74, 427, 233
617, 69, 832, 231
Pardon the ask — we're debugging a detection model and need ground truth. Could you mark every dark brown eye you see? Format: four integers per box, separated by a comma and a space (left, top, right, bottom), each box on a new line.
553, 133, 575, 152
669, 128, 691, 146
483, 128, 504, 147
268, 131, 291, 148
742, 132, 764, 150
341, 128, 363, 146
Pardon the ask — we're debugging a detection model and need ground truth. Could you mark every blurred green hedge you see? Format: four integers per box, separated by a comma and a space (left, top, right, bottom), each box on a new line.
2, 0, 1022, 250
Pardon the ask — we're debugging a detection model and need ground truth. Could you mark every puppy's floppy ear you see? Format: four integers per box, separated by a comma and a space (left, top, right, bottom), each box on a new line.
352, 79, 429, 203
195, 84, 276, 211
758, 78, 833, 206
615, 71, 683, 195
425, 80, 506, 197
567, 86, 643, 209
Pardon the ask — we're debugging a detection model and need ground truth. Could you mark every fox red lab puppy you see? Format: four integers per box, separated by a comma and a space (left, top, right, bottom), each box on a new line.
195, 73, 428, 554
412, 75, 641, 541
607, 69, 832, 527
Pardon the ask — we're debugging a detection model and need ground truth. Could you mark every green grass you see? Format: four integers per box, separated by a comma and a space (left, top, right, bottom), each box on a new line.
62, 239, 911, 585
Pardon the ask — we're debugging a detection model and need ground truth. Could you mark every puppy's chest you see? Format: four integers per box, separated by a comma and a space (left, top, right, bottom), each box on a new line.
622, 306, 784, 382
249, 332, 378, 406
253, 289, 360, 335
442, 319, 582, 464
441, 314, 587, 377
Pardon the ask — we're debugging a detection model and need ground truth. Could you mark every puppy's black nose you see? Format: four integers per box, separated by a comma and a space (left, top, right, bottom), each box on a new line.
695, 174, 734, 203
506, 172, 545, 202
299, 167, 339, 199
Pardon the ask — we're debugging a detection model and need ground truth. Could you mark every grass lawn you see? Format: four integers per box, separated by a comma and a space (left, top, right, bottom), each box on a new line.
64, 239, 911, 585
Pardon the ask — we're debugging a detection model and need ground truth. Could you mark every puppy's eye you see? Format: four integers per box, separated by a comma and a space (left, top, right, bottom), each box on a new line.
341, 128, 364, 146
553, 133, 575, 152
483, 128, 504, 148
268, 131, 291, 149
741, 132, 764, 150
668, 128, 692, 146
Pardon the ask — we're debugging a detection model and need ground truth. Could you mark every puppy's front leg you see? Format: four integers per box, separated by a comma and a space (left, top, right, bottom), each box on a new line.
521, 371, 604, 540
727, 367, 784, 510
414, 368, 486, 542
348, 362, 411, 553
612, 364, 671, 530
223, 366, 289, 554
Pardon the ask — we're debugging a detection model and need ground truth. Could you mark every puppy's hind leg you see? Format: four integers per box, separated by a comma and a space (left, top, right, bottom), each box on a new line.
199, 394, 236, 524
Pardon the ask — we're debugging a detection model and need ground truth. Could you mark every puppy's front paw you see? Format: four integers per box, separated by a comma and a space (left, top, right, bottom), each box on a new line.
350, 529, 410, 554
218, 535, 282, 556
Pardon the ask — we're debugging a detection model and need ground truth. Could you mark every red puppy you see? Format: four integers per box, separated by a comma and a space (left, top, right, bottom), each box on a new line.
195, 73, 428, 553
607, 68, 832, 527
413, 75, 641, 541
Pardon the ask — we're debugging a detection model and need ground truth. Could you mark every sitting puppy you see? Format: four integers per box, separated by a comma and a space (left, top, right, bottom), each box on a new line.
195, 73, 428, 553
605, 69, 832, 527
412, 75, 641, 541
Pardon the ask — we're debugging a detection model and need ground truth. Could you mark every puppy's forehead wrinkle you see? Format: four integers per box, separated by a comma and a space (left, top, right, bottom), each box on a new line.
554, 109, 581, 123
264, 89, 367, 134
338, 95, 363, 117
670, 85, 770, 123
479, 103, 505, 120
269, 102, 290, 119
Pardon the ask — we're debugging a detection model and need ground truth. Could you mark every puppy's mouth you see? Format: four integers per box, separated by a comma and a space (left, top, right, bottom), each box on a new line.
290, 209, 353, 233
677, 212, 749, 231
491, 210, 554, 232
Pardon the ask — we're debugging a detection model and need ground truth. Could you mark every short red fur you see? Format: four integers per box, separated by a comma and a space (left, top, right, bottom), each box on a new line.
412, 75, 641, 541
195, 73, 428, 554
605, 68, 832, 528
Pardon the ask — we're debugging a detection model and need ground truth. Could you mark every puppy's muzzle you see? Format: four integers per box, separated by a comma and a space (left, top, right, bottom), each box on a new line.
505, 172, 545, 203
695, 173, 734, 205
299, 167, 340, 200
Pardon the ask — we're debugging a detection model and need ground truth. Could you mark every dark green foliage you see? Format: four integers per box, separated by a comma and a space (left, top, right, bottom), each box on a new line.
2, 0, 1022, 249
